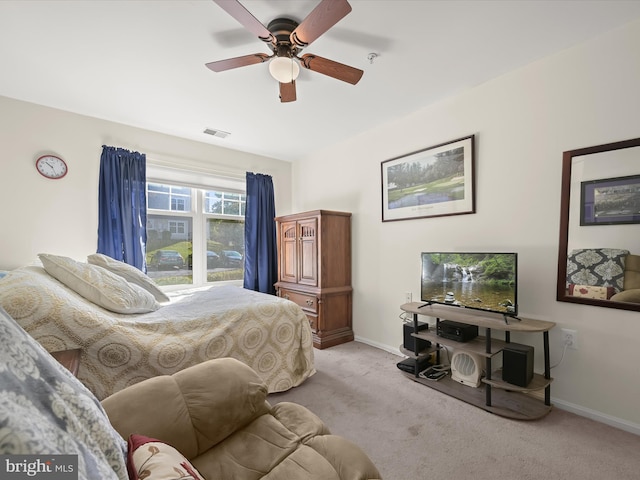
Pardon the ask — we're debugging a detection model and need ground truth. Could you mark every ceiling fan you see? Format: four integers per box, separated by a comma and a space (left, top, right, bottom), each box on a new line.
206, 0, 364, 103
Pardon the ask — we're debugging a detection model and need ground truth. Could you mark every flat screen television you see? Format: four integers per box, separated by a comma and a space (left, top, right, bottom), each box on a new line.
420, 252, 518, 316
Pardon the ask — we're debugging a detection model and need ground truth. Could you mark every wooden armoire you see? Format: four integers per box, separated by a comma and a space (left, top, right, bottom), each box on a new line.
275, 210, 353, 349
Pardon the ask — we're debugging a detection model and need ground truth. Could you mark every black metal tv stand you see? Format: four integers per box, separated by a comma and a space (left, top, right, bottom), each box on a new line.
400, 302, 555, 420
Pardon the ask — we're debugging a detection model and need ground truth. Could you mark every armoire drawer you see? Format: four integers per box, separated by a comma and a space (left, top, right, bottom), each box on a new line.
280, 289, 318, 314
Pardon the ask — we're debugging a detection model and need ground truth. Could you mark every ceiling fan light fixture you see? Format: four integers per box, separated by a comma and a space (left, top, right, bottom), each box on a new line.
269, 56, 300, 83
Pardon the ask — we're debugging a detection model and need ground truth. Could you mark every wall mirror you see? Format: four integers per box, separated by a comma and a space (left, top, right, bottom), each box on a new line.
557, 137, 640, 311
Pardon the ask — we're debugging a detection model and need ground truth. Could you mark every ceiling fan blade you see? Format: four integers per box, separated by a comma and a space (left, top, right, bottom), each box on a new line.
299, 54, 363, 85
290, 0, 352, 48
213, 0, 274, 44
206, 53, 270, 72
279, 81, 297, 103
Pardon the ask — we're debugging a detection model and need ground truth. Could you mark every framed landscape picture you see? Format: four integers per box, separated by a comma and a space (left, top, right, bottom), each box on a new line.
381, 135, 475, 222
580, 173, 640, 225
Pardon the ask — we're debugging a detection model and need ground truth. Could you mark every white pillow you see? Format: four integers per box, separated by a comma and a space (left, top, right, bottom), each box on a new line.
87, 253, 170, 303
39, 253, 159, 314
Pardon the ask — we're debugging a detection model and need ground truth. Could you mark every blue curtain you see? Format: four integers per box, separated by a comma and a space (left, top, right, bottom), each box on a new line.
243, 172, 278, 294
97, 145, 147, 271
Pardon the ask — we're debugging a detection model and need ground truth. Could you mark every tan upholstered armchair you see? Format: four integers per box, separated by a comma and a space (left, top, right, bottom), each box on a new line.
611, 254, 640, 302
102, 358, 382, 480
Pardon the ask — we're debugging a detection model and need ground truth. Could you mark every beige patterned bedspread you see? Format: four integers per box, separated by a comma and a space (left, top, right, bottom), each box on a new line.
0, 266, 315, 400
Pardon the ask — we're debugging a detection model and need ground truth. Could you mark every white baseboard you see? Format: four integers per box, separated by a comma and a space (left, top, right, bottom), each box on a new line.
551, 398, 640, 436
354, 335, 403, 357
353, 335, 640, 437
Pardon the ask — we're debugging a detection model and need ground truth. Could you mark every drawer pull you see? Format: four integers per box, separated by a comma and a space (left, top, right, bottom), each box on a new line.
306, 300, 313, 306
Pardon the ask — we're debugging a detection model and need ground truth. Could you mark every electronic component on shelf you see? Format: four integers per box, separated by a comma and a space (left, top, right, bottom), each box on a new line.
419, 367, 448, 381
396, 356, 431, 374
403, 321, 430, 351
436, 320, 478, 342
502, 343, 534, 387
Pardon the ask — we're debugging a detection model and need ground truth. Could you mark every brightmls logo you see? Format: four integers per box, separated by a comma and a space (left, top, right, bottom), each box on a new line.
1, 455, 77, 479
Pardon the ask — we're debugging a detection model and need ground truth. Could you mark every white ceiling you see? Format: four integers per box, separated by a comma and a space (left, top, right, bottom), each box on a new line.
1, 0, 640, 162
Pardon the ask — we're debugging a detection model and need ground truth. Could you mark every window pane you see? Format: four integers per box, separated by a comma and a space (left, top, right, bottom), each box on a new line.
148, 190, 169, 210
148, 184, 169, 193
147, 183, 191, 212
203, 189, 246, 216
206, 218, 244, 282
204, 191, 223, 214
146, 214, 193, 286
223, 199, 240, 215
171, 186, 191, 196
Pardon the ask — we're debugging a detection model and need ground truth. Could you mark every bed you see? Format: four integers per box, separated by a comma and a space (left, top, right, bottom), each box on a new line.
0, 255, 315, 400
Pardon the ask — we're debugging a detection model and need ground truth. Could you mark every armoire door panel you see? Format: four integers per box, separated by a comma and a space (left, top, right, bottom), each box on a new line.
298, 218, 317, 286
280, 222, 298, 283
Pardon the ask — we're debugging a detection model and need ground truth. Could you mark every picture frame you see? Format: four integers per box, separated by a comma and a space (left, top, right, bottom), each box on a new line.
580, 173, 640, 225
381, 135, 475, 222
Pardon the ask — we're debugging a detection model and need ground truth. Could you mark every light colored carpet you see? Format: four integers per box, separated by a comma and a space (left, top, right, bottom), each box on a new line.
269, 341, 640, 480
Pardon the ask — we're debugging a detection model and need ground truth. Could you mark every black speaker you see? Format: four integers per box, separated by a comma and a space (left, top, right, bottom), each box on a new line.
502, 343, 534, 387
403, 321, 430, 352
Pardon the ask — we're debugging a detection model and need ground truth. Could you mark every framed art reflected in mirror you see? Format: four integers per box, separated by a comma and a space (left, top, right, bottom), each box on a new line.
557, 137, 640, 311
580, 173, 640, 226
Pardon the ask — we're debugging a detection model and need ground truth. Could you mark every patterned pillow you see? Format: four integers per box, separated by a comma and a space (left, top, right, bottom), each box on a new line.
87, 254, 170, 303
39, 254, 159, 314
0, 306, 128, 479
568, 283, 615, 300
127, 435, 205, 480
566, 248, 629, 293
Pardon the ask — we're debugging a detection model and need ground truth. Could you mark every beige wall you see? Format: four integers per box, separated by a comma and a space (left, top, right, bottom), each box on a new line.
0, 96, 292, 270
292, 19, 640, 433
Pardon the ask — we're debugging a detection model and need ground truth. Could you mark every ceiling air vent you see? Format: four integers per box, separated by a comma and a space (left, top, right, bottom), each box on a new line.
203, 128, 230, 139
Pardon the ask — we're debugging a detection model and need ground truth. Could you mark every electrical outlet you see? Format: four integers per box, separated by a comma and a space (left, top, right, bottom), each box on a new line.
561, 328, 578, 350
405, 292, 412, 304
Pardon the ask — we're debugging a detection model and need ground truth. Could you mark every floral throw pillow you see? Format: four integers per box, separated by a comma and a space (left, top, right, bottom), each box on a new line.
127, 434, 205, 480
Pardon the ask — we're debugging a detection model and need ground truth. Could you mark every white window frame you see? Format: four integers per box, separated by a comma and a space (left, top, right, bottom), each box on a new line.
146, 163, 246, 291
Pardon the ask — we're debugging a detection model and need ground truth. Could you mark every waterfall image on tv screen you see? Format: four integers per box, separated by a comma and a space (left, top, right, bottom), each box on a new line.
421, 252, 518, 316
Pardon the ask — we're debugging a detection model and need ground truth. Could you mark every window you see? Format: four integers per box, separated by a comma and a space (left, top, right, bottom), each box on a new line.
146, 181, 245, 288
169, 221, 187, 235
